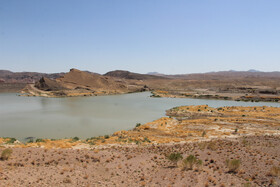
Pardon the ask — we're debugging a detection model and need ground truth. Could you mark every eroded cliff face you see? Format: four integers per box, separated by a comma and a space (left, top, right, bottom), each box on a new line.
35, 77, 67, 91
21, 69, 149, 97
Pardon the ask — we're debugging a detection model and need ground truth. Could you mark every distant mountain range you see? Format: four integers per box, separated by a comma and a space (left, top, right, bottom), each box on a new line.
0, 69, 279, 83
0, 70, 65, 83
104, 70, 169, 80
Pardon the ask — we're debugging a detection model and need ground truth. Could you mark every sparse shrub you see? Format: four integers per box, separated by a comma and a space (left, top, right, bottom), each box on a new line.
143, 137, 151, 143
268, 166, 280, 177
72, 137, 79, 141
6, 138, 16, 144
198, 142, 207, 150
104, 135, 110, 139
242, 137, 250, 146
135, 123, 141, 128
1, 148, 13, 161
135, 140, 141, 145
202, 131, 206, 137
243, 182, 251, 187
35, 138, 45, 143
226, 159, 241, 173
182, 155, 202, 170
207, 141, 217, 151
167, 153, 183, 163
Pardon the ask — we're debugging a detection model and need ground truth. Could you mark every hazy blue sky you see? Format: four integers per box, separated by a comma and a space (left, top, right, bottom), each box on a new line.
0, 0, 280, 74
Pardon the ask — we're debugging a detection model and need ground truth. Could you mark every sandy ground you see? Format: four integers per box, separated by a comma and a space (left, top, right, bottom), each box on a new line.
0, 135, 280, 187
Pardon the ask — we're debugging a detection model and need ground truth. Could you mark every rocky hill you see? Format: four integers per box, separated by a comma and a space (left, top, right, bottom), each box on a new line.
104, 70, 168, 80
21, 69, 149, 97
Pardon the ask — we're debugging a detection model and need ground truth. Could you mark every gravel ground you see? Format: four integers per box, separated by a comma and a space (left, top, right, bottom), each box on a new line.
0, 135, 280, 187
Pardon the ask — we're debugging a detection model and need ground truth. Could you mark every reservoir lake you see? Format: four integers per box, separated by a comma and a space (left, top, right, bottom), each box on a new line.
1, 92, 280, 141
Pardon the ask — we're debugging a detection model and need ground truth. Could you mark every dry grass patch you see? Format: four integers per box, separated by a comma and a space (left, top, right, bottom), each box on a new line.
1, 148, 13, 161
226, 159, 241, 173
268, 166, 280, 177
177, 155, 202, 170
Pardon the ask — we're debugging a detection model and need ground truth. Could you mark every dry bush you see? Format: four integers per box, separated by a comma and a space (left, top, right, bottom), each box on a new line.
207, 141, 217, 151
268, 166, 280, 177
1, 148, 13, 161
198, 142, 207, 150
178, 155, 202, 170
226, 159, 241, 173
167, 152, 183, 163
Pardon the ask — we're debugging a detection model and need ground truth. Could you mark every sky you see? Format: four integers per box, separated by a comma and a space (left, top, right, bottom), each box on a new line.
0, 0, 280, 74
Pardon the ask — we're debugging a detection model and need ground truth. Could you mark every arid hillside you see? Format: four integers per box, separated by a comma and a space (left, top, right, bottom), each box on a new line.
144, 71, 280, 102
21, 69, 149, 97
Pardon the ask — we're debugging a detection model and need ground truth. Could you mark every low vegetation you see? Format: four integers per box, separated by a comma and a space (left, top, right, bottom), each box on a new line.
72, 137, 79, 142
104, 135, 110, 139
135, 123, 141, 128
226, 159, 241, 173
166, 152, 183, 163
0, 135, 279, 186
268, 166, 280, 177
1, 148, 13, 161
35, 138, 45, 143
178, 155, 203, 170
6, 137, 16, 144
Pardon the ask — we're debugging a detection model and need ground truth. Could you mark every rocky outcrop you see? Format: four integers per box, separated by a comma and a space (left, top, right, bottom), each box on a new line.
21, 68, 149, 97
35, 77, 66, 91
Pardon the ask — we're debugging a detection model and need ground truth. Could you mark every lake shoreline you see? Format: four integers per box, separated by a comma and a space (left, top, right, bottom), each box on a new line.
1, 105, 280, 148
1, 104, 280, 186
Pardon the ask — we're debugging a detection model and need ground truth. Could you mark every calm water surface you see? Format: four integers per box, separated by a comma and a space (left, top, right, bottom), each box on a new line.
1, 92, 279, 141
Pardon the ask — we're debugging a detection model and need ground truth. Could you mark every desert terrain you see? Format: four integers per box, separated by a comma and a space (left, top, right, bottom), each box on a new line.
1, 69, 280, 186
1, 69, 280, 103
19, 69, 150, 97
1, 105, 280, 186
2, 1, 280, 186
1, 136, 280, 186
